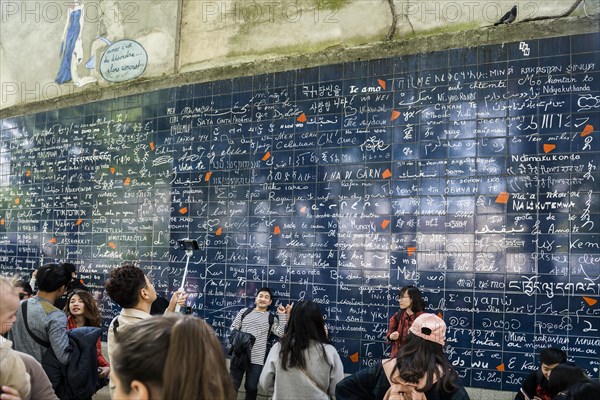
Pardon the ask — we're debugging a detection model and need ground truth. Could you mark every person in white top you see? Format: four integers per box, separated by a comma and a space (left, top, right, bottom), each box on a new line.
104, 263, 186, 363
259, 300, 344, 400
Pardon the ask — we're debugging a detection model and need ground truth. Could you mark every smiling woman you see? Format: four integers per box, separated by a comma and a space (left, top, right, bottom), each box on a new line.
65, 290, 111, 389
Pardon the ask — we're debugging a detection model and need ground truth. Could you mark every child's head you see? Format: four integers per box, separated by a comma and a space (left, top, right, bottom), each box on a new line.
111, 314, 234, 400
12, 277, 33, 300
539, 347, 567, 380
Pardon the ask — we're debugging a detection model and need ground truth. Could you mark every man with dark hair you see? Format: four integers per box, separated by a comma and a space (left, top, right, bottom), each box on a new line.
11, 263, 73, 365
515, 347, 568, 400
229, 287, 292, 400
12, 277, 34, 299
105, 263, 185, 363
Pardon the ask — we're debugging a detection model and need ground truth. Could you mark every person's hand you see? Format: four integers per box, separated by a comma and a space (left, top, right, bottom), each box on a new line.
176, 290, 188, 306
277, 303, 294, 314
99, 366, 110, 378
389, 331, 400, 341
0, 386, 22, 400
167, 290, 187, 312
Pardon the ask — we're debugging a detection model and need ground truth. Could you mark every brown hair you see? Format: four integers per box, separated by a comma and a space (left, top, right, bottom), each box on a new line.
64, 290, 101, 327
112, 314, 235, 400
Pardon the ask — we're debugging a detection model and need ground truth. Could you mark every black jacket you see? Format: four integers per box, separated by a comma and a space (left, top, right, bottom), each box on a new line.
228, 329, 255, 370
514, 369, 550, 400
44, 326, 101, 400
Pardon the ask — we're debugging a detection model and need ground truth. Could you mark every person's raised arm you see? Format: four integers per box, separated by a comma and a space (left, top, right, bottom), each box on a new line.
165, 290, 187, 313
273, 303, 292, 336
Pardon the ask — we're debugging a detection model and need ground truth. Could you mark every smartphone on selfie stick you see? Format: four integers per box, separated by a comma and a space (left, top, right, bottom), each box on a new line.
175, 238, 199, 313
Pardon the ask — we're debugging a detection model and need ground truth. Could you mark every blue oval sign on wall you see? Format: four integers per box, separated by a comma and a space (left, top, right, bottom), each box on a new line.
100, 40, 148, 82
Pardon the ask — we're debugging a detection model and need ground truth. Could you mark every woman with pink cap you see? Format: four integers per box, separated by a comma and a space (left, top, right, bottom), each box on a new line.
336, 313, 470, 400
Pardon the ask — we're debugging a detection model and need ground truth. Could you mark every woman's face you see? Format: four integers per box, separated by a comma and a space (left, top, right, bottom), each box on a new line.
110, 370, 132, 399
399, 291, 412, 310
109, 369, 151, 400
69, 294, 85, 317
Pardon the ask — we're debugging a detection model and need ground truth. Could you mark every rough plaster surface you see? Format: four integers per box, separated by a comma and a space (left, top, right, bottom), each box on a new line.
1, 0, 599, 114
2, 13, 597, 120
0, 0, 178, 110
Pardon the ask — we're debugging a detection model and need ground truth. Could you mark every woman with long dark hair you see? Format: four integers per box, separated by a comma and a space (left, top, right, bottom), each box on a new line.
259, 300, 344, 399
336, 313, 470, 400
386, 286, 425, 358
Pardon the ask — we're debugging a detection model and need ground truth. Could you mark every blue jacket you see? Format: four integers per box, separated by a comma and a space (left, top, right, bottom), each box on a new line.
44, 326, 101, 400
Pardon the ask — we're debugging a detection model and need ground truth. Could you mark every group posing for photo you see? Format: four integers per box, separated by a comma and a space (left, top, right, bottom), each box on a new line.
1, 264, 599, 400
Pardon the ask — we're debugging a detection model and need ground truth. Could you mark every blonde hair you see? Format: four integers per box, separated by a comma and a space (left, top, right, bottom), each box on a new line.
0, 276, 17, 299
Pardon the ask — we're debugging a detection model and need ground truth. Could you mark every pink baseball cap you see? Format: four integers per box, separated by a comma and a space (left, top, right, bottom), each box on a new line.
408, 313, 446, 346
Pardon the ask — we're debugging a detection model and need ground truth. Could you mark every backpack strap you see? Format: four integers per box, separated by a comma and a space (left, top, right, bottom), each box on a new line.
268, 312, 275, 332
21, 301, 51, 348
240, 307, 254, 322
240, 308, 277, 335
240, 308, 277, 334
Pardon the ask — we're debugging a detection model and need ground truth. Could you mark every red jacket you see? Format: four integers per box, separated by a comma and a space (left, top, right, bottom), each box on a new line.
66, 316, 109, 367
385, 310, 423, 358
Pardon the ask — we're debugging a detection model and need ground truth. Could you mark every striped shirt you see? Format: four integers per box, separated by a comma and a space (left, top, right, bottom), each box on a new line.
231, 308, 287, 365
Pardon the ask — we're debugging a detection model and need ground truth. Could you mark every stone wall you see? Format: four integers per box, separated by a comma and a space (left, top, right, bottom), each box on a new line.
1, 0, 598, 115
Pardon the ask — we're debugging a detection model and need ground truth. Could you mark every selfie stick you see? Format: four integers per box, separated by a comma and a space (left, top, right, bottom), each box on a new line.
175, 247, 193, 313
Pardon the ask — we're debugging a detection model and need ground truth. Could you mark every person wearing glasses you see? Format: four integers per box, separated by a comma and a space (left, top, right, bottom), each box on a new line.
12, 278, 34, 300
385, 286, 425, 358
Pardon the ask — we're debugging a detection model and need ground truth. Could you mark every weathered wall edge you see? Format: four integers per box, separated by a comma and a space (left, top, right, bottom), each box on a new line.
2, 15, 598, 120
